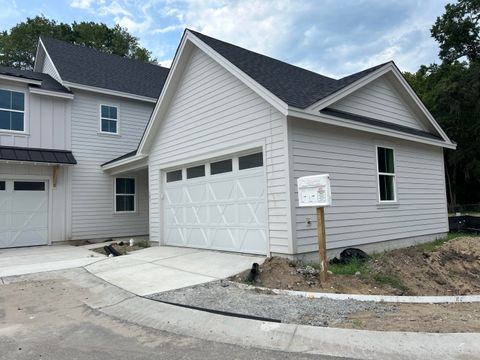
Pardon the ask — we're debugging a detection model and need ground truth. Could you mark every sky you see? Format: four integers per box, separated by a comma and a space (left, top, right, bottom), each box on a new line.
1, 0, 450, 78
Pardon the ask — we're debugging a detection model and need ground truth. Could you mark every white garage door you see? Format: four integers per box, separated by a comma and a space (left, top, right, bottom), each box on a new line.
0, 180, 48, 248
163, 152, 268, 255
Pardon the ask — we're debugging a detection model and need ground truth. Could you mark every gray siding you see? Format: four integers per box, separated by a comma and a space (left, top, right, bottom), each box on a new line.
290, 118, 448, 253
148, 47, 291, 254
70, 90, 153, 240
41, 53, 62, 83
330, 76, 427, 131
0, 79, 71, 150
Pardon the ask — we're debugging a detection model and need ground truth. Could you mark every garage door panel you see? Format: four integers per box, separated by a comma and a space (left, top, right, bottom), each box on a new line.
165, 227, 185, 245
237, 175, 265, 198
238, 202, 267, 224
208, 181, 236, 200
209, 204, 236, 225
165, 187, 183, 204
165, 207, 184, 225
238, 229, 267, 253
185, 183, 208, 203
185, 228, 209, 247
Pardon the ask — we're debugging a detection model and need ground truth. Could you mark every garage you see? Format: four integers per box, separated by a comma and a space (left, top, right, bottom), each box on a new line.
0, 180, 49, 248
163, 151, 268, 255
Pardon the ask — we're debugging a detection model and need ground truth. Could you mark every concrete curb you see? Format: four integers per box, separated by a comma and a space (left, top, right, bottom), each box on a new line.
234, 282, 480, 304
96, 295, 480, 360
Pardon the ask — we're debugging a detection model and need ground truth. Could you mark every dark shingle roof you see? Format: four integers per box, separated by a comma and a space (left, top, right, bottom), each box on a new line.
0, 66, 71, 94
188, 30, 389, 109
40, 37, 169, 98
101, 150, 137, 166
0, 145, 77, 164
321, 108, 442, 140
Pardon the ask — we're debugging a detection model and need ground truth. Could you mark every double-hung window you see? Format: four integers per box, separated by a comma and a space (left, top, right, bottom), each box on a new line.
100, 105, 118, 134
115, 177, 135, 212
377, 146, 396, 202
0, 89, 25, 131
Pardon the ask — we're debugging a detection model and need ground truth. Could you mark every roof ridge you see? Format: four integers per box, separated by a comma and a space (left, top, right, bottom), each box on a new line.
40, 35, 169, 71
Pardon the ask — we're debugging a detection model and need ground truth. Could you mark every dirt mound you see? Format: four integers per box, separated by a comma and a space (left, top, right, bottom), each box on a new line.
233, 236, 480, 296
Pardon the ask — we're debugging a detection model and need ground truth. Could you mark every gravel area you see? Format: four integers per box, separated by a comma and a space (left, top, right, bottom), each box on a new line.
146, 280, 398, 327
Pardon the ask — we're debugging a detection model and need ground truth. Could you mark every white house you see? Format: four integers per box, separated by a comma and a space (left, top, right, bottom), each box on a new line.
1, 30, 456, 260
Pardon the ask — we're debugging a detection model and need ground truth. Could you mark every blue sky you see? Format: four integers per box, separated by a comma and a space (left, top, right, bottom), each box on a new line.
1, 0, 450, 77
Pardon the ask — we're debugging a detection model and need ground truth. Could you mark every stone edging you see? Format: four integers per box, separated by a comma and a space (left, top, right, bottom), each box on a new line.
233, 282, 480, 303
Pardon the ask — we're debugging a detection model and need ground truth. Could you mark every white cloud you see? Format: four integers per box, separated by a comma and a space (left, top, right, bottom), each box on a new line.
70, 0, 95, 10
98, 0, 131, 16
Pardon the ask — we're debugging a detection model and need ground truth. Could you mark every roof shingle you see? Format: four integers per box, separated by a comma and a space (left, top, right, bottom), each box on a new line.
0, 66, 71, 94
0, 146, 77, 165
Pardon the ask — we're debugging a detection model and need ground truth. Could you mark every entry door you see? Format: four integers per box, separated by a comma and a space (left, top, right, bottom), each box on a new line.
0, 180, 49, 248
163, 152, 268, 255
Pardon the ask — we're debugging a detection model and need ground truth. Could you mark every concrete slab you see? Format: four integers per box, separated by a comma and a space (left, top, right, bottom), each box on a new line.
0, 245, 104, 277
84, 255, 146, 274
153, 251, 265, 279
90, 262, 216, 296
128, 246, 204, 262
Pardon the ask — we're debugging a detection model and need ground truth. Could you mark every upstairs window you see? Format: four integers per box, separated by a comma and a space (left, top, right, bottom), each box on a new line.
115, 177, 135, 212
100, 105, 118, 134
0, 89, 25, 132
377, 146, 396, 202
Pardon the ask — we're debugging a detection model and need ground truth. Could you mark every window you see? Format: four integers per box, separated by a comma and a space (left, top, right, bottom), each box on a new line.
239, 152, 263, 170
377, 147, 396, 202
0, 181, 5, 191
14, 181, 45, 191
210, 159, 232, 175
115, 178, 135, 212
100, 105, 118, 134
0, 89, 25, 131
166, 170, 182, 182
187, 165, 205, 179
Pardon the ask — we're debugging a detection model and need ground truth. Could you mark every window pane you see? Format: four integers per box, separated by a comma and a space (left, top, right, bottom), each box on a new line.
378, 147, 394, 173
0, 90, 10, 109
0, 110, 10, 130
101, 105, 109, 118
102, 119, 117, 133
239, 152, 263, 170
11, 112, 24, 131
210, 159, 232, 175
0, 181, 5, 191
166, 170, 182, 182
109, 106, 117, 119
116, 178, 135, 194
187, 165, 205, 179
116, 195, 135, 212
11, 92, 24, 111
379, 175, 395, 201
14, 181, 45, 191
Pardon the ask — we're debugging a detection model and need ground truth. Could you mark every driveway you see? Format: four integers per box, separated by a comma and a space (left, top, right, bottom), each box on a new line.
0, 244, 264, 296
85, 246, 264, 295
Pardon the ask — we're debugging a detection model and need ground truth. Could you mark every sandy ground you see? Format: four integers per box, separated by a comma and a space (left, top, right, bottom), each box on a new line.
233, 236, 480, 296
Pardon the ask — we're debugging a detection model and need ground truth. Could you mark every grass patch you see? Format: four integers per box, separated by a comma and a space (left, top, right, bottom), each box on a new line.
416, 232, 470, 252
328, 257, 366, 275
372, 273, 407, 292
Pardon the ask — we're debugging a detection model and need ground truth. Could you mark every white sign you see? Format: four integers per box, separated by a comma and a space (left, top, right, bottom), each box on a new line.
297, 174, 332, 207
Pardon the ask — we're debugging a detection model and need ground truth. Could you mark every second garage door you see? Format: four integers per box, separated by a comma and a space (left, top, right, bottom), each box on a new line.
163, 151, 268, 255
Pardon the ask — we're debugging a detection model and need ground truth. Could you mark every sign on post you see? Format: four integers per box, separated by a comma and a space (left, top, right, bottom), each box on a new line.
297, 174, 332, 283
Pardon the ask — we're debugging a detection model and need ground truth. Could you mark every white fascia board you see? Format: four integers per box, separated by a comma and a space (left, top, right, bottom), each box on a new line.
37, 38, 63, 84
101, 154, 148, 172
63, 81, 157, 103
0, 75, 42, 86
287, 108, 457, 149
29, 87, 74, 99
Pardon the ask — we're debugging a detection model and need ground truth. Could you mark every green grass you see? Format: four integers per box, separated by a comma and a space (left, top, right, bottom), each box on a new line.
328, 257, 366, 275
416, 232, 470, 252
372, 273, 407, 292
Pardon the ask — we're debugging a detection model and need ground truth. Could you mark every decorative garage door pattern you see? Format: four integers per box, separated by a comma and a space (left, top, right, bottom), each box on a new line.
0, 180, 48, 248
164, 153, 267, 255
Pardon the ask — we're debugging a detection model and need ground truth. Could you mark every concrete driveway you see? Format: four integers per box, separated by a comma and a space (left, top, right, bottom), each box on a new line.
0, 244, 264, 296
85, 246, 265, 295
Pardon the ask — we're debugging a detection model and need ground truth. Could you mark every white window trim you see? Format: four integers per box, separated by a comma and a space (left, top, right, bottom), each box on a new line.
99, 104, 119, 135
376, 145, 397, 203
0, 88, 26, 133
114, 176, 136, 213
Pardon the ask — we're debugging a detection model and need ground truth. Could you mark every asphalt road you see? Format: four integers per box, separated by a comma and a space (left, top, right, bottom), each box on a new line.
0, 271, 350, 360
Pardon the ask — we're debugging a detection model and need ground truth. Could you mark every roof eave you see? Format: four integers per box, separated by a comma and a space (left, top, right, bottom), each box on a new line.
63, 81, 157, 103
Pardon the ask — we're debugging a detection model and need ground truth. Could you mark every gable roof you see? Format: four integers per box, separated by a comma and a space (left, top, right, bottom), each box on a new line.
0, 66, 71, 94
39, 37, 169, 99
188, 30, 388, 109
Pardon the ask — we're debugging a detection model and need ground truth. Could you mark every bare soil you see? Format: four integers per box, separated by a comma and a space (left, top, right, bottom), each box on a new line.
232, 236, 480, 296
91, 242, 149, 256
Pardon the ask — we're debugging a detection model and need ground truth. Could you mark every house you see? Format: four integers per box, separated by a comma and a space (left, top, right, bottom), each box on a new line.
103, 30, 455, 259
0, 37, 168, 248
0, 30, 455, 261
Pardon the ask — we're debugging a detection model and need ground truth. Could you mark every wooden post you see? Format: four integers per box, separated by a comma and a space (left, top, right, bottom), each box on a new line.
317, 207, 328, 282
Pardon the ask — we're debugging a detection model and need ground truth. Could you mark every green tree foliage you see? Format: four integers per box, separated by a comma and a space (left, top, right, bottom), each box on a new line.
0, 16, 154, 69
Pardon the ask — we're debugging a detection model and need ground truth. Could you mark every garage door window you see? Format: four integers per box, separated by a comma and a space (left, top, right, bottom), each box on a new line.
115, 178, 135, 212
0, 181, 4, 191
166, 170, 182, 182
239, 152, 263, 170
210, 159, 232, 175
0, 89, 25, 132
14, 181, 45, 191
187, 165, 205, 179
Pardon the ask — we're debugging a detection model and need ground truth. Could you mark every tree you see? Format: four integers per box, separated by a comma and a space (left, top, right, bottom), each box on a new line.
0, 16, 154, 69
